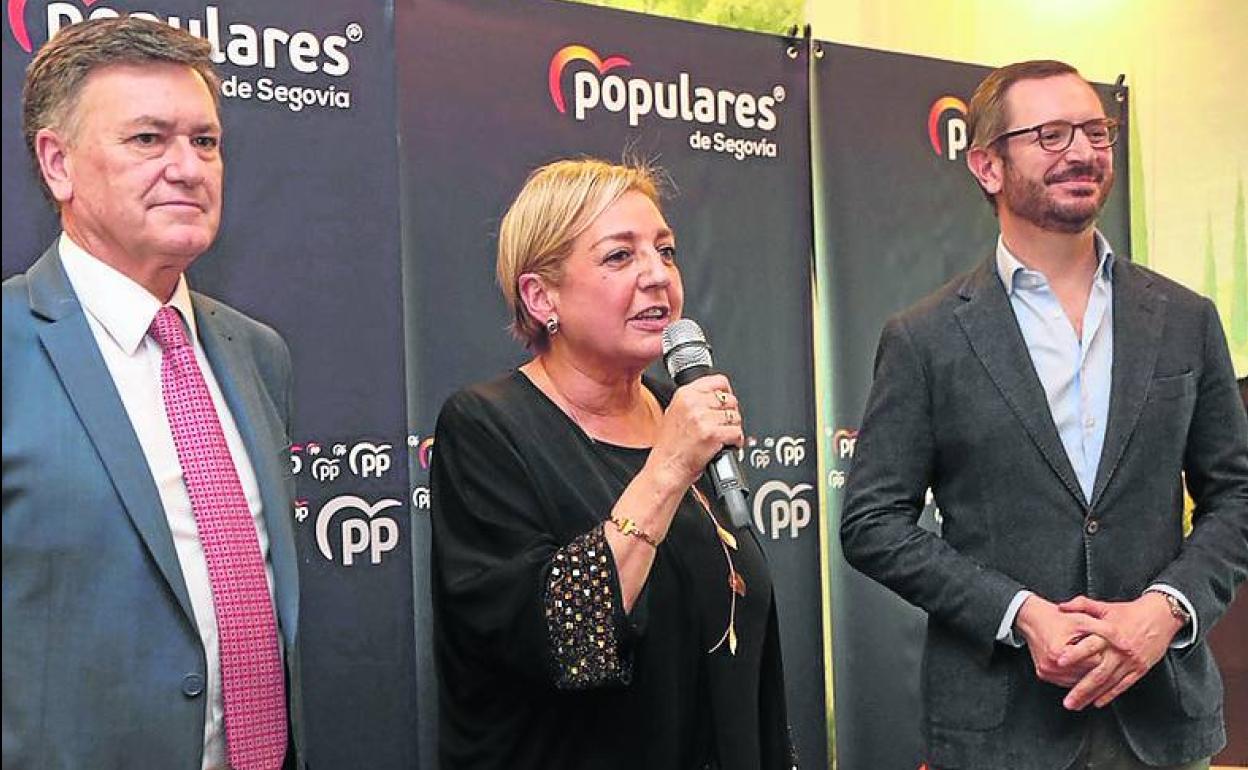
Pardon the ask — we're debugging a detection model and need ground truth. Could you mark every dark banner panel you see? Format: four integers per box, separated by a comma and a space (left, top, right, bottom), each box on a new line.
396, 0, 823, 766
2, 2, 416, 767
812, 42, 1130, 770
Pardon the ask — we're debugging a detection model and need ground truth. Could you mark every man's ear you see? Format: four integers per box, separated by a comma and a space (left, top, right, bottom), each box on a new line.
517, 272, 557, 328
34, 127, 74, 204
966, 145, 1004, 197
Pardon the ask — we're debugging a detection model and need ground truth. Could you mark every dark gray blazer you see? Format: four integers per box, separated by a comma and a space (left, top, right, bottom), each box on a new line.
841, 255, 1248, 770
2, 245, 304, 769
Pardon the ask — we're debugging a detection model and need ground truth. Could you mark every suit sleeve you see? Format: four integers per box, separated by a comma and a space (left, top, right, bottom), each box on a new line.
1154, 299, 1248, 644
276, 335, 293, 436
841, 316, 1025, 660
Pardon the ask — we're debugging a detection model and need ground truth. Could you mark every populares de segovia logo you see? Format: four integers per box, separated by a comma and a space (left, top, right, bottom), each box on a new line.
928, 95, 969, 160
548, 44, 784, 162
7, 1, 363, 113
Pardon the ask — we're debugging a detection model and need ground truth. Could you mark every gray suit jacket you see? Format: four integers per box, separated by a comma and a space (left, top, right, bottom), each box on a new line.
841, 255, 1248, 770
2, 245, 304, 769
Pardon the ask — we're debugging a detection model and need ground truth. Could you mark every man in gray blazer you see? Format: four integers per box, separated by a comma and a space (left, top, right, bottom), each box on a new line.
842, 60, 1248, 770
2, 18, 302, 770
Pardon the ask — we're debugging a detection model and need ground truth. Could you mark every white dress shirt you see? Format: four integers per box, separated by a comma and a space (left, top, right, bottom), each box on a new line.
59, 233, 278, 770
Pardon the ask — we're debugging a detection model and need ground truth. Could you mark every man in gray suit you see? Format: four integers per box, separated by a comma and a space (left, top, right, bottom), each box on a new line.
3, 18, 301, 770
842, 60, 1248, 770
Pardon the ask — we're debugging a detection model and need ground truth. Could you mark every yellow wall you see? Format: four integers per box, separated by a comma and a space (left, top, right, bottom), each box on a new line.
806, 0, 1248, 375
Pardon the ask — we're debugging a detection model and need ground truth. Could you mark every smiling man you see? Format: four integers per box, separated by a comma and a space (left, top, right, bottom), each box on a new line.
841, 60, 1248, 770
3, 18, 302, 770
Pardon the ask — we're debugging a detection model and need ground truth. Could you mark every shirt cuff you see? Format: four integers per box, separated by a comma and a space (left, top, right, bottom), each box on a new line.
1146, 583, 1198, 648
997, 589, 1034, 647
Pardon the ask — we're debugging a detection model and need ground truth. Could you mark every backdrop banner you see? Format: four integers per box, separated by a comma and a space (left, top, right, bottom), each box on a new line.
1, 2, 418, 767
812, 41, 1131, 770
6, 4, 1162, 768
396, 0, 823, 766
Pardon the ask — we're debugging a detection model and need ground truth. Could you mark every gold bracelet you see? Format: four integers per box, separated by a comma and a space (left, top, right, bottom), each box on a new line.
608, 516, 660, 548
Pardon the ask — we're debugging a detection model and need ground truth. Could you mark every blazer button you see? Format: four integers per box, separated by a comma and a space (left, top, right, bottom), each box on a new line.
182, 673, 205, 697
1085, 519, 1100, 535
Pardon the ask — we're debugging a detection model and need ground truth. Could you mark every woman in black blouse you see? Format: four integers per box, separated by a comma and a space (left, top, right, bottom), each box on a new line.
430, 158, 794, 770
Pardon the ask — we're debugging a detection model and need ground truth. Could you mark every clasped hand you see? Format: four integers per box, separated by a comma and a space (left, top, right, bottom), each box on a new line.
1016, 593, 1184, 712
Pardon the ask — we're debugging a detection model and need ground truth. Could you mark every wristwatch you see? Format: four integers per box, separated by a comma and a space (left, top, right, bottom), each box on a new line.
1151, 591, 1192, 627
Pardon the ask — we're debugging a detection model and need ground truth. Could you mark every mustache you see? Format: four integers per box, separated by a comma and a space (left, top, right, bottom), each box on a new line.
1045, 164, 1104, 184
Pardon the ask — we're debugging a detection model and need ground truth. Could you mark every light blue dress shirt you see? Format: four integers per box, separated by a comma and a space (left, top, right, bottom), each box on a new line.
990, 233, 1195, 647
999, 234, 1114, 504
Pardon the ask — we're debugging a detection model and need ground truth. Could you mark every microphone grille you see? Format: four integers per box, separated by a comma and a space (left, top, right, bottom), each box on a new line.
662, 318, 713, 377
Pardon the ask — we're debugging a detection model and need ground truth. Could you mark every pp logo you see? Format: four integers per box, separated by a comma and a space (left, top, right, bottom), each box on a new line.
833, 428, 858, 461
349, 441, 392, 479
311, 457, 341, 483
408, 435, 436, 470
928, 96, 969, 161
752, 480, 813, 540
315, 495, 402, 566
749, 448, 772, 469
774, 435, 806, 467
828, 470, 846, 489
411, 485, 430, 510
297, 441, 322, 475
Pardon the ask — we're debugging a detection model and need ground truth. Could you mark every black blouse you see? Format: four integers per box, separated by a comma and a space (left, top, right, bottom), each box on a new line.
430, 371, 794, 770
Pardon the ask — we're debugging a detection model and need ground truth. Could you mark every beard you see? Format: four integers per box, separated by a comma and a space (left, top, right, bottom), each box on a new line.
1000, 156, 1115, 234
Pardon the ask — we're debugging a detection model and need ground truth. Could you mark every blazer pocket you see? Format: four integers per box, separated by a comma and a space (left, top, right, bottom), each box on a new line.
1149, 370, 1195, 401
1170, 645, 1224, 718
922, 635, 1010, 730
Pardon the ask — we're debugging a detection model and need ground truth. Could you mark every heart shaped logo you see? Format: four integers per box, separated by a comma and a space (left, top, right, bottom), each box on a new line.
548, 44, 631, 114
927, 95, 968, 158
315, 495, 402, 562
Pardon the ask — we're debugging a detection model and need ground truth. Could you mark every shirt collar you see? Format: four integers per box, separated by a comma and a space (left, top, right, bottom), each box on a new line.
58, 232, 198, 356
995, 230, 1116, 295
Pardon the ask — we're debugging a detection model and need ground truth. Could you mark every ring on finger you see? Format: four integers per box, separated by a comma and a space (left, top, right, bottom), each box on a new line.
715, 390, 729, 406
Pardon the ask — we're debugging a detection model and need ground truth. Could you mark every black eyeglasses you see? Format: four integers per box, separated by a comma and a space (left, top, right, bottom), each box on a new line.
992, 118, 1119, 152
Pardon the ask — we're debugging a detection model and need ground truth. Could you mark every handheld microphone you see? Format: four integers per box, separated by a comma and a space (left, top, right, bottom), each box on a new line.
661, 319, 751, 530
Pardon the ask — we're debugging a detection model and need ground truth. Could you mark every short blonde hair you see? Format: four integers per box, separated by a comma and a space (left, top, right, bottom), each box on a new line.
497, 158, 663, 350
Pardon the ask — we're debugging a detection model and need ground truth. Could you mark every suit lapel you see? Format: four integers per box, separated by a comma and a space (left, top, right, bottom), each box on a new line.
954, 257, 1088, 510
27, 247, 197, 623
195, 299, 299, 646
1089, 261, 1165, 508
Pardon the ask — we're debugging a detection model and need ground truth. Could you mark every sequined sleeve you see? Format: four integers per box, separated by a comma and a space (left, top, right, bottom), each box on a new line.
544, 524, 631, 689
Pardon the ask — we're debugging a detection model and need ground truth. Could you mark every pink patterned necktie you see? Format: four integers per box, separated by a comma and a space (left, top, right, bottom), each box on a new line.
149, 305, 287, 770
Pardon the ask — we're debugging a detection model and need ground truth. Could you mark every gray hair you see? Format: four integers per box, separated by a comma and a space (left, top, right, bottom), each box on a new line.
22, 17, 221, 203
